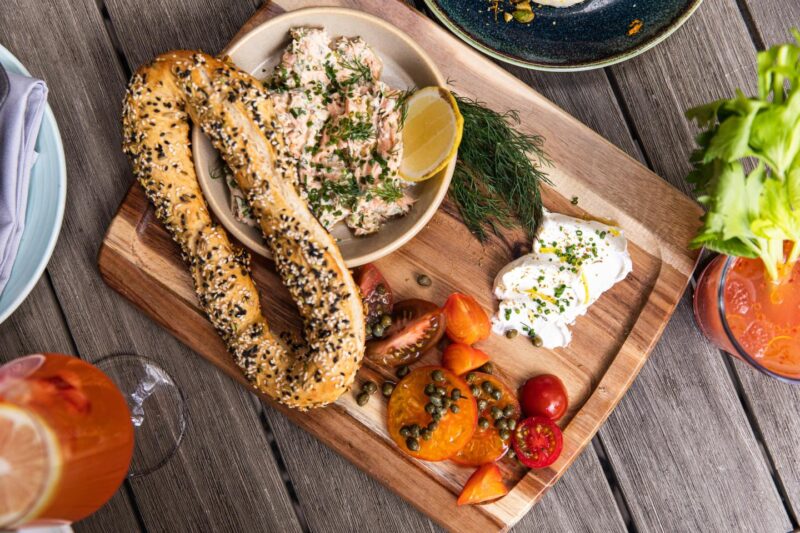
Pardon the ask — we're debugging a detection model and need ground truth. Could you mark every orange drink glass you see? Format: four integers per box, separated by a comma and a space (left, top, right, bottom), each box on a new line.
0, 353, 134, 528
695, 253, 800, 382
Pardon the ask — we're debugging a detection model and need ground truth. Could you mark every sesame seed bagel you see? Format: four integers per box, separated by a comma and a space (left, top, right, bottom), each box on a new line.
122, 51, 365, 409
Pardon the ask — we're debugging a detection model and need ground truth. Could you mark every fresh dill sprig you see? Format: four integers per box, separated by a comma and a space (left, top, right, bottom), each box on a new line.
451, 94, 552, 241
339, 57, 374, 86
376, 179, 404, 203
394, 87, 416, 129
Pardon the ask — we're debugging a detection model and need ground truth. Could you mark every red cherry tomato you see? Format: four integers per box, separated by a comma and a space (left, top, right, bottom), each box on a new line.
511, 416, 563, 469
520, 374, 568, 420
442, 293, 491, 345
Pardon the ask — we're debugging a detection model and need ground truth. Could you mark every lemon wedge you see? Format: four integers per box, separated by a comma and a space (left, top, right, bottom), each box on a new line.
0, 404, 62, 528
399, 87, 463, 182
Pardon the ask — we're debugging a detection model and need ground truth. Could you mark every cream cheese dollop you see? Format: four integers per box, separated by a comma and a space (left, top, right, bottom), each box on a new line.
492, 211, 632, 349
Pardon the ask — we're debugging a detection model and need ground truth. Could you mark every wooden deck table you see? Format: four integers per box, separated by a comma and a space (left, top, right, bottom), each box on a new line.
1, 0, 799, 531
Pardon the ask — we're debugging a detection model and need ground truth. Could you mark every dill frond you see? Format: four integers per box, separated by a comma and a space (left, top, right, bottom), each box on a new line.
450, 94, 552, 241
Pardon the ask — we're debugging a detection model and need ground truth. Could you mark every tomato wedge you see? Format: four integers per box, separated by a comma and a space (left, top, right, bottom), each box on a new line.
512, 416, 563, 469
457, 463, 508, 506
353, 263, 393, 337
443, 293, 491, 345
441, 344, 490, 376
366, 300, 445, 366
452, 373, 520, 466
387, 366, 477, 461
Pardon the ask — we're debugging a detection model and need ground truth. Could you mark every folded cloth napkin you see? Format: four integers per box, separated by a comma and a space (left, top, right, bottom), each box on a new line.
0, 68, 48, 296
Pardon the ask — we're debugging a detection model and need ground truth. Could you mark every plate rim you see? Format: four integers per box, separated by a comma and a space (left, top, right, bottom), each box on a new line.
192, 6, 454, 267
0, 45, 67, 325
423, 0, 704, 72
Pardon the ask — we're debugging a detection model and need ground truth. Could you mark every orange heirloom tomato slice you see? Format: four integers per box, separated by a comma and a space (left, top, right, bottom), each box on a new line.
452, 373, 520, 466
387, 366, 478, 461
443, 293, 491, 345
457, 463, 508, 506
441, 343, 490, 376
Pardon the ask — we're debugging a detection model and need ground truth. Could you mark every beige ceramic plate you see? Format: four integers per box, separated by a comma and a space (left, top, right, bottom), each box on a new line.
193, 7, 452, 267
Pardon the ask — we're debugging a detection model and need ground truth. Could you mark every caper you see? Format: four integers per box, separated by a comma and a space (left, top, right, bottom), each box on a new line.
409, 424, 421, 437
406, 437, 420, 451
507, 419, 517, 430
532, 335, 544, 348
442, 397, 452, 409
427, 421, 439, 431
465, 372, 477, 384
505, 329, 518, 339
399, 425, 411, 437
512, 9, 534, 23
479, 362, 494, 374
470, 385, 481, 397
424, 383, 436, 396
491, 406, 503, 419
382, 381, 395, 398
499, 429, 511, 440
450, 404, 460, 414
430, 395, 443, 407
431, 369, 445, 382
425, 402, 436, 414
376, 283, 386, 295
491, 389, 502, 401
451, 388, 461, 401
397, 365, 410, 378
432, 411, 443, 422
481, 381, 494, 394
356, 392, 370, 406
416, 274, 432, 287
420, 429, 432, 441
503, 405, 515, 418
477, 399, 488, 411
380, 314, 392, 328
478, 417, 490, 429
363, 381, 377, 395
372, 324, 385, 338
495, 418, 508, 430
435, 386, 447, 397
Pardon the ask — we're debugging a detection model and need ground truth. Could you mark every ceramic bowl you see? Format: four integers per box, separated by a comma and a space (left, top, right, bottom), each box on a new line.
0, 45, 66, 325
193, 7, 453, 267
424, 0, 703, 71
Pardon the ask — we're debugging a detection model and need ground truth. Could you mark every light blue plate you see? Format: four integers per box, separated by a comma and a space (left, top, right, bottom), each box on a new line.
0, 45, 66, 325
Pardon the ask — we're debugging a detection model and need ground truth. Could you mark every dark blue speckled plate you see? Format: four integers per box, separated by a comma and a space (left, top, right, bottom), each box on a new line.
424, 0, 703, 71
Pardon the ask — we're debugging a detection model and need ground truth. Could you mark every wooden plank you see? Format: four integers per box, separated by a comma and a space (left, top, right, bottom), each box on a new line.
599, 0, 792, 530
0, 277, 142, 533
0, 0, 302, 530
97, 1, 700, 530
710, 2, 800, 525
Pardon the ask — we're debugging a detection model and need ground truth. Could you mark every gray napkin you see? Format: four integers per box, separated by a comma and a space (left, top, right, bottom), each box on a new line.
0, 70, 47, 295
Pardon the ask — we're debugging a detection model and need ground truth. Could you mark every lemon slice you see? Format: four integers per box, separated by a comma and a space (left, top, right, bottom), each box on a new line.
0, 404, 61, 528
399, 87, 463, 182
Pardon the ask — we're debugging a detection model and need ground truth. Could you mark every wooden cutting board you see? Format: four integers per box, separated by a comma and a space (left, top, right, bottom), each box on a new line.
99, 1, 702, 530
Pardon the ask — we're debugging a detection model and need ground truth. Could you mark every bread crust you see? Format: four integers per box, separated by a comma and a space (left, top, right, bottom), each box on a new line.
122, 51, 365, 409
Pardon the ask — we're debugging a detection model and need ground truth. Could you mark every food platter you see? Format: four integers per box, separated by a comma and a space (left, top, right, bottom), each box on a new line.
100, 1, 702, 530
424, 0, 703, 71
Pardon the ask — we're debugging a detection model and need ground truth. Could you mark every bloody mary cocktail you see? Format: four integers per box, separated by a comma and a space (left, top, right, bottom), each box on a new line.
695, 252, 800, 381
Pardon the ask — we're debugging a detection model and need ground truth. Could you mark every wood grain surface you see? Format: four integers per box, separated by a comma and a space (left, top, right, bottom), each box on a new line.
97, 1, 702, 530
2, 0, 799, 531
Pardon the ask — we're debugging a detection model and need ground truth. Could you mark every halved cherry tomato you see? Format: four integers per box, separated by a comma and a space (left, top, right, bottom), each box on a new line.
353, 263, 393, 336
520, 374, 568, 421
442, 344, 490, 376
387, 366, 477, 461
512, 416, 563, 469
452, 373, 520, 466
443, 293, 491, 345
366, 300, 445, 366
457, 463, 508, 506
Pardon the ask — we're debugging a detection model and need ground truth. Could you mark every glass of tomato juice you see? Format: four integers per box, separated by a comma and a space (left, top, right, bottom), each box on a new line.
695, 252, 800, 381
